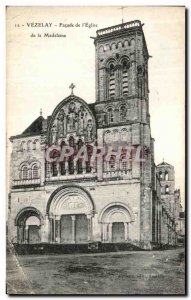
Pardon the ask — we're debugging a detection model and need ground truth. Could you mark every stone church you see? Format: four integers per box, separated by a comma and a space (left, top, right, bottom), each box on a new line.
8, 20, 181, 250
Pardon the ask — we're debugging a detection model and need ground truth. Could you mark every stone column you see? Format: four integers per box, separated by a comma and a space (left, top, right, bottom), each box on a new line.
71, 215, 76, 244
87, 214, 92, 241
55, 216, 61, 243
48, 215, 54, 243
108, 223, 113, 242
102, 223, 106, 242
124, 222, 129, 241
74, 160, 77, 175
53, 216, 56, 243
25, 225, 29, 244
82, 160, 86, 175
41, 214, 50, 243
46, 162, 51, 178
90, 158, 96, 174
17, 226, 23, 244
91, 213, 101, 242
57, 162, 61, 177
65, 161, 69, 175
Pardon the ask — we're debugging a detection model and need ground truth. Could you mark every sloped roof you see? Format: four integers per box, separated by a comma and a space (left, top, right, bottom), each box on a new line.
157, 161, 173, 167
10, 116, 45, 140
22, 116, 44, 135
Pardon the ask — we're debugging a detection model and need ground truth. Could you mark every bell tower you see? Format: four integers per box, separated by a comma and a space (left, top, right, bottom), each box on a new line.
94, 20, 150, 127
93, 20, 154, 248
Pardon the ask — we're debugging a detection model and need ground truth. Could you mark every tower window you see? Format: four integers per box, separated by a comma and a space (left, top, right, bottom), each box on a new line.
108, 108, 114, 123
165, 185, 169, 195
165, 171, 169, 181
108, 63, 115, 99
120, 106, 126, 122
122, 61, 128, 96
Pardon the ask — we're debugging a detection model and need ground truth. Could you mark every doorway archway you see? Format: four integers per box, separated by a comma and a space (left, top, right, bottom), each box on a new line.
99, 202, 135, 243
15, 207, 43, 244
47, 186, 94, 244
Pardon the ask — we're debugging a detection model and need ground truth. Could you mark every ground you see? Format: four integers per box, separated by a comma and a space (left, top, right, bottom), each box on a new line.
6, 247, 185, 295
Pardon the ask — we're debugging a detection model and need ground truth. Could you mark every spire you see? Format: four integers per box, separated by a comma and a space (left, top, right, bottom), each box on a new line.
40, 108, 43, 116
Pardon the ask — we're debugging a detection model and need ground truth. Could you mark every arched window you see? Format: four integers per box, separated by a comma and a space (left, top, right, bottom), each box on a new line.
108, 108, 114, 124
99, 45, 104, 53
20, 141, 26, 152
159, 171, 163, 180
130, 38, 135, 48
77, 139, 83, 174
33, 140, 36, 150
109, 156, 115, 171
165, 171, 169, 181
86, 145, 92, 173
69, 136, 74, 148
50, 150, 59, 177
21, 165, 28, 179
52, 162, 57, 177
33, 139, 40, 150
122, 60, 128, 96
68, 136, 75, 174
120, 106, 126, 122
27, 140, 31, 151
32, 164, 39, 179
120, 153, 131, 171
108, 63, 115, 99
165, 185, 169, 195
60, 141, 66, 176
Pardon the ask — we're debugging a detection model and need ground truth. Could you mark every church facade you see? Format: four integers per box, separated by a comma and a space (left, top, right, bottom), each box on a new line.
8, 20, 181, 249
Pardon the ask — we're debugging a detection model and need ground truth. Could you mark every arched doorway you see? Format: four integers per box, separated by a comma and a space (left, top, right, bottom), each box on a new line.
15, 207, 43, 244
47, 186, 94, 244
99, 203, 135, 243
27, 216, 41, 244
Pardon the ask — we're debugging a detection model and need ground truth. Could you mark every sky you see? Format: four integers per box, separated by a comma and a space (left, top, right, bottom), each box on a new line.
6, 6, 185, 205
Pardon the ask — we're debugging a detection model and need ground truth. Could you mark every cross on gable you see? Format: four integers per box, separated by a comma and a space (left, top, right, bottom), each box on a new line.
69, 83, 75, 95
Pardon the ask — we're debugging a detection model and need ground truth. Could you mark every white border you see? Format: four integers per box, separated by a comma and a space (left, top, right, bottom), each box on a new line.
1, 1, 190, 299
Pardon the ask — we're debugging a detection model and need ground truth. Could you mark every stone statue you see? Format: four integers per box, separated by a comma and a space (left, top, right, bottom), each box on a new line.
57, 110, 65, 137
51, 122, 57, 144
78, 105, 85, 133
86, 119, 93, 142
67, 102, 78, 131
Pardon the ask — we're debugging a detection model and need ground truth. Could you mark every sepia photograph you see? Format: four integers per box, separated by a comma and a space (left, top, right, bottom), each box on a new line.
6, 6, 185, 295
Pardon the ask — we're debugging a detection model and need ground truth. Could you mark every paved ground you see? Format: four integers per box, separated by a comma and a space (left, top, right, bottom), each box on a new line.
7, 247, 185, 295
